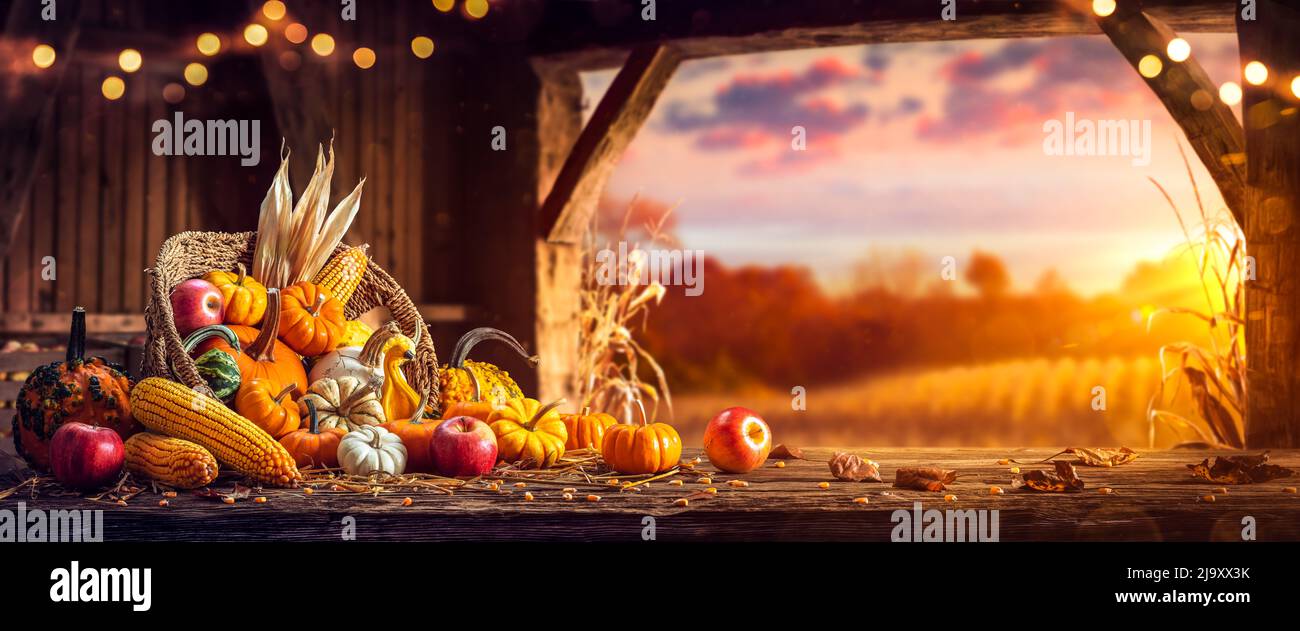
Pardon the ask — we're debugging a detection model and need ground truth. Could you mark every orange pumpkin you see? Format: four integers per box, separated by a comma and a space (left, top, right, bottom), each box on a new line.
561, 407, 617, 452
235, 378, 301, 439
488, 398, 568, 469
204, 263, 267, 327
440, 370, 496, 421
278, 281, 346, 357
380, 391, 440, 473
279, 399, 347, 469
193, 288, 308, 394
601, 401, 681, 475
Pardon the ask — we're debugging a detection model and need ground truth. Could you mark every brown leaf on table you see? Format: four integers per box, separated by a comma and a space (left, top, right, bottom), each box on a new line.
769, 444, 805, 460
1013, 461, 1085, 492
829, 452, 881, 482
1187, 452, 1295, 485
1037, 447, 1139, 467
894, 467, 958, 492
192, 483, 254, 503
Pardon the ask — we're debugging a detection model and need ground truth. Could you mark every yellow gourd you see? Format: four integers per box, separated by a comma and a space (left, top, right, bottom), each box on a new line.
380, 331, 421, 422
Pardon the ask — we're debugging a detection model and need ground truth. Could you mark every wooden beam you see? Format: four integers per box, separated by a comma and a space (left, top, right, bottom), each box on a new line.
530, 0, 1236, 71
0, 0, 83, 259
539, 45, 680, 244
1238, 1, 1300, 447
1096, 4, 1247, 226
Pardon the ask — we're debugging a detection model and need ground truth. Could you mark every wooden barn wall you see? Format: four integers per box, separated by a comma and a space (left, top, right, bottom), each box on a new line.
0, 0, 460, 333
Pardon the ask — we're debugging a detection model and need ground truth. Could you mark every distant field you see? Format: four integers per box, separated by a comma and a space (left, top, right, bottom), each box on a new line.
664, 355, 1170, 448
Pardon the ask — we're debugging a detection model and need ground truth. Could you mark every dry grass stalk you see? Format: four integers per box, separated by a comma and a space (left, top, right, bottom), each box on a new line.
1146, 143, 1246, 449
573, 195, 675, 422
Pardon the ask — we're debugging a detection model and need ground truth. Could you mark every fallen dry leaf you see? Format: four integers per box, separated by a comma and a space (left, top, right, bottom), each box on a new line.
1058, 447, 1139, 467
828, 452, 881, 482
769, 444, 805, 460
894, 467, 958, 492
1187, 452, 1295, 485
1013, 461, 1085, 492
192, 483, 254, 503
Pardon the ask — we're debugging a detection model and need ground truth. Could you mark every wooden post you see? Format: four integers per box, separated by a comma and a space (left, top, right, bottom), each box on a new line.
1239, 1, 1300, 447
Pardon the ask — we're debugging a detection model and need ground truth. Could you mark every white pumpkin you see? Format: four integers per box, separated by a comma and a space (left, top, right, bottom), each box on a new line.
337, 425, 407, 476
298, 376, 386, 431
308, 322, 402, 386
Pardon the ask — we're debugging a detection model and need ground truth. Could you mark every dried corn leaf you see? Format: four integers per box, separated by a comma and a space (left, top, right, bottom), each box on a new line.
829, 452, 881, 482
1013, 461, 1085, 492
1187, 452, 1295, 485
1036, 447, 1139, 467
1183, 367, 1244, 449
894, 467, 957, 492
769, 444, 804, 460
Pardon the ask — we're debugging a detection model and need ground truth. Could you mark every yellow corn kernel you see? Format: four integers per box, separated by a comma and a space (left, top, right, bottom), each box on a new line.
997, 459, 1011, 465
852, 497, 869, 504
401, 497, 413, 506
304, 487, 314, 495
586, 494, 601, 502
514, 482, 527, 488
817, 482, 830, 490
670, 479, 684, 486
774, 461, 786, 468
1214, 487, 1229, 494
524, 492, 534, 501
311, 244, 369, 307
1098, 487, 1114, 494
674, 498, 689, 507
698, 477, 712, 484
158, 500, 169, 507
1284, 487, 1297, 494
1200, 495, 1216, 503
562, 492, 574, 501
254, 496, 267, 504
944, 494, 958, 502
989, 486, 1004, 495
1009, 466, 1021, 474
728, 480, 749, 487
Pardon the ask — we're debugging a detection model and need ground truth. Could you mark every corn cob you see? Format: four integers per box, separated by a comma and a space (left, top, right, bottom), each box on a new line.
124, 433, 219, 489
130, 378, 302, 487
312, 243, 369, 307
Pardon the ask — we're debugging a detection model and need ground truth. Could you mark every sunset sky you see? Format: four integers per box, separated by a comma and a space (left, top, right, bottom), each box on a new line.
582, 33, 1242, 296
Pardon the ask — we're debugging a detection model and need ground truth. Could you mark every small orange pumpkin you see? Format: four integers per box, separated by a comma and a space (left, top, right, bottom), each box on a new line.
193, 288, 308, 394
279, 399, 347, 469
561, 406, 617, 452
234, 378, 300, 439
278, 281, 346, 357
380, 391, 440, 473
204, 263, 268, 327
488, 398, 568, 469
601, 400, 681, 475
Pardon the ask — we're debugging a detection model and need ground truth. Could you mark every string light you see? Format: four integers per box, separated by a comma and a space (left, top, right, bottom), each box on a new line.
432, 0, 454, 12
101, 76, 125, 100
1244, 61, 1268, 85
353, 47, 376, 69
1292, 76, 1300, 99
465, 0, 489, 19
32, 44, 56, 69
1166, 38, 1190, 63
1219, 81, 1242, 106
262, 0, 287, 20
311, 33, 336, 56
162, 82, 186, 104
118, 49, 142, 73
184, 62, 209, 86
197, 33, 221, 56
245, 24, 269, 47
1137, 55, 1162, 79
285, 22, 308, 44
1092, 0, 1116, 17
411, 36, 434, 59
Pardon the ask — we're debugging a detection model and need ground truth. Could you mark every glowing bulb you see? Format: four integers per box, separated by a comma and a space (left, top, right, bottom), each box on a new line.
353, 47, 376, 69
311, 33, 335, 56
411, 36, 435, 59
101, 76, 125, 100
118, 49, 142, 73
1166, 38, 1190, 63
285, 23, 308, 44
432, 0, 454, 12
1292, 75, 1300, 99
197, 33, 221, 56
465, 0, 489, 19
1219, 81, 1243, 106
1138, 55, 1163, 79
162, 82, 186, 104
244, 23, 269, 47
184, 62, 209, 86
1092, 0, 1116, 17
32, 44, 56, 69
262, 0, 287, 20
1244, 61, 1268, 86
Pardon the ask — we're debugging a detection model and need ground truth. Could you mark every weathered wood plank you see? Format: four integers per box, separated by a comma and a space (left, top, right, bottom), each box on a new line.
5, 448, 1297, 542
100, 75, 125, 313
55, 68, 82, 312
539, 44, 680, 244
1096, 4, 1246, 226
77, 68, 103, 310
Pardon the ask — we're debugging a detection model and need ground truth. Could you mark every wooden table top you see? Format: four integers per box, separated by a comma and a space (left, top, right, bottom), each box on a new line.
4, 447, 1298, 542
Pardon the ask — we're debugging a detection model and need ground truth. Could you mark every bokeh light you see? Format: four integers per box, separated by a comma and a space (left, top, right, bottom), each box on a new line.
1219, 81, 1242, 106
101, 76, 125, 100
432, 0, 455, 12
1137, 55, 1162, 79
1244, 61, 1268, 86
1292, 76, 1300, 99
311, 33, 336, 56
353, 47, 376, 69
465, 0, 490, 19
1166, 38, 1190, 63
285, 23, 308, 44
411, 36, 435, 59
162, 82, 186, 104
197, 33, 221, 56
262, 0, 287, 20
1092, 0, 1116, 17
118, 49, 142, 73
244, 23, 269, 47
184, 62, 209, 86
32, 44, 56, 69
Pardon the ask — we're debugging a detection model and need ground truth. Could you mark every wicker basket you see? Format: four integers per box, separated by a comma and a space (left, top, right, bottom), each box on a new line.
142, 231, 440, 409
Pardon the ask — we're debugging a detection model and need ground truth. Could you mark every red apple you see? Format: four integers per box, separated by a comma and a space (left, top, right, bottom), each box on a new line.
170, 278, 224, 337
431, 416, 498, 477
50, 422, 125, 490
703, 407, 772, 473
